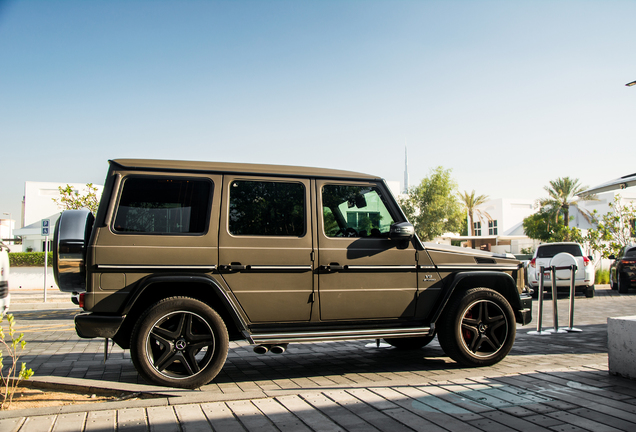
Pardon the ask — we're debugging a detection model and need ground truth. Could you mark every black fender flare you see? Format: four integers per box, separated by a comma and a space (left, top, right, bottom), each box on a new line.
429, 271, 521, 327
120, 274, 248, 335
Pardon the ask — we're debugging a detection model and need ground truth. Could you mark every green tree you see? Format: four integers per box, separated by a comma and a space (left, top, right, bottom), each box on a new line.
459, 190, 490, 236
585, 195, 636, 258
52, 183, 100, 214
399, 166, 463, 242
539, 177, 597, 228
522, 209, 584, 243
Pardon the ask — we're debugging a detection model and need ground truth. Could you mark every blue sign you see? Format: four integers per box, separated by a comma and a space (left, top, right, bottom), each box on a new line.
41, 219, 50, 236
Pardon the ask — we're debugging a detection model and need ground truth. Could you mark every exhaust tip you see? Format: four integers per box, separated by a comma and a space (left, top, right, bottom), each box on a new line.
253, 344, 270, 355
270, 343, 288, 354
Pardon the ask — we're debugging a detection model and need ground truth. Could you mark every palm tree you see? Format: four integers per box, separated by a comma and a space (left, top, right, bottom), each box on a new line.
539, 177, 598, 228
459, 190, 491, 236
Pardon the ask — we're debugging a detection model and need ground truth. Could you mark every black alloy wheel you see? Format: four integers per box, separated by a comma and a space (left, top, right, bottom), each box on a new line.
438, 288, 516, 367
131, 297, 228, 388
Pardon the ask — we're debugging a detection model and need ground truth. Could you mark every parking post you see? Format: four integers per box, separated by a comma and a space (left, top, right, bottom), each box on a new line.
548, 266, 567, 334
528, 265, 552, 335
562, 264, 582, 332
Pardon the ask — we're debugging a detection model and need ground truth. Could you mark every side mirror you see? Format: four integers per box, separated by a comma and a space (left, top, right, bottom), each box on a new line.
390, 222, 414, 239
608, 255, 616, 260
588, 256, 594, 261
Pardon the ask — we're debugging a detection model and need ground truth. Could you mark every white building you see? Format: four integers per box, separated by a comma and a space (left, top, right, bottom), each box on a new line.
0, 218, 15, 244
448, 198, 539, 255
13, 182, 102, 252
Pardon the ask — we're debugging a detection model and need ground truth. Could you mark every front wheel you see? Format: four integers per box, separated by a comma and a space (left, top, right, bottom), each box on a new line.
437, 288, 516, 367
130, 297, 229, 388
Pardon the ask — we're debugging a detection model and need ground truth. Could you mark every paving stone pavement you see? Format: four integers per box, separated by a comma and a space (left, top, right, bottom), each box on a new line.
1, 285, 636, 431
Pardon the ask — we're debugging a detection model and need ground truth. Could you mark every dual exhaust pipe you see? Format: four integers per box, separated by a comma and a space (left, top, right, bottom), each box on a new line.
253, 343, 288, 355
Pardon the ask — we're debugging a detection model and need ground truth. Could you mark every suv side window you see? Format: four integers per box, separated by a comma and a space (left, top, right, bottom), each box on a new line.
229, 180, 305, 236
322, 185, 395, 238
113, 177, 211, 234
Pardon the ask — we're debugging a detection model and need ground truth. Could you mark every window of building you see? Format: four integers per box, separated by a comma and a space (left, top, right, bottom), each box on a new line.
488, 220, 498, 235
474, 221, 481, 236
322, 185, 395, 238
114, 177, 211, 234
229, 180, 305, 236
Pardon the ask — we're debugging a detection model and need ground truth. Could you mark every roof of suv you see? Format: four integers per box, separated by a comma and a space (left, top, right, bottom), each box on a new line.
111, 159, 380, 181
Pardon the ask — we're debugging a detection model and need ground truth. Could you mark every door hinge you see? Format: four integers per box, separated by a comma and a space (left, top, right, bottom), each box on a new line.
310, 292, 316, 303
415, 250, 419, 262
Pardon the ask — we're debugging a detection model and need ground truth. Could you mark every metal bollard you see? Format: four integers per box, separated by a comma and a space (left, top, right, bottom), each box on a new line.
548, 266, 567, 334
528, 265, 551, 335
561, 264, 582, 332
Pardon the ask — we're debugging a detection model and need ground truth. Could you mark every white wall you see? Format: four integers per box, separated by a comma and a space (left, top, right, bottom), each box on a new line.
473, 198, 536, 236
23, 182, 103, 227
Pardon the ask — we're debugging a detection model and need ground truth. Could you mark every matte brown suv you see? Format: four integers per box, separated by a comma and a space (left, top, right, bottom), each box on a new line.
54, 159, 532, 388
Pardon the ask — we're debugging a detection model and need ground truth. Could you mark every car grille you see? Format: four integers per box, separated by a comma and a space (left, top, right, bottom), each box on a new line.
0, 281, 8, 299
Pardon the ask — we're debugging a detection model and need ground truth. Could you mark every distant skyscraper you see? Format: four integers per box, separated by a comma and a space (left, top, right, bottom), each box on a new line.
403, 147, 409, 193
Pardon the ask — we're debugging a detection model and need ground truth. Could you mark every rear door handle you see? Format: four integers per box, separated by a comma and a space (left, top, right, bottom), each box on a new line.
321, 263, 344, 272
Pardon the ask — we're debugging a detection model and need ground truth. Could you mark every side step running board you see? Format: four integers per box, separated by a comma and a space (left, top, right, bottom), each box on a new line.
248, 326, 433, 345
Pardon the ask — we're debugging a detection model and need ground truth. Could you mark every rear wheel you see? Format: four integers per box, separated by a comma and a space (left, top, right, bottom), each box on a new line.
384, 335, 435, 350
437, 288, 516, 367
618, 273, 630, 294
585, 286, 595, 298
130, 297, 228, 388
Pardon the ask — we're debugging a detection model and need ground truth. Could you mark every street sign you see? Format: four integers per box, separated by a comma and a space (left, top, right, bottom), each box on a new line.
41, 219, 50, 236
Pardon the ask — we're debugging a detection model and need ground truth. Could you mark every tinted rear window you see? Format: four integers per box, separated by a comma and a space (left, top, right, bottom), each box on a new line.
625, 248, 636, 257
229, 180, 305, 236
114, 177, 211, 234
536, 244, 582, 258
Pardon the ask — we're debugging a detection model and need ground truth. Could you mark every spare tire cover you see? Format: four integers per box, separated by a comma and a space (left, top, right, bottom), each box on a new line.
550, 252, 578, 280
53, 209, 94, 293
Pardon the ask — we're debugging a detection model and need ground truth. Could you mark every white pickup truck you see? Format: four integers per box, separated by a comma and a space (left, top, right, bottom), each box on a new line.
0, 241, 10, 315
528, 242, 595, 298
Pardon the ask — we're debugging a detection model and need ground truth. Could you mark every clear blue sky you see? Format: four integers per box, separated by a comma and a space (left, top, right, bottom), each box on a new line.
1, 0, 635, 225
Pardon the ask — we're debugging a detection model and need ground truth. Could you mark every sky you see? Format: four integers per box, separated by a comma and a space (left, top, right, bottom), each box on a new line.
1, 0, 635, 226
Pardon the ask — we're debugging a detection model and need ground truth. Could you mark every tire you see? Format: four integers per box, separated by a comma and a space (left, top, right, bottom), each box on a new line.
437, 288, 516, 367
618, 274, 629, 294
130, 297, 229, 389
585, 286, 595, 298
384, 335, 435, 350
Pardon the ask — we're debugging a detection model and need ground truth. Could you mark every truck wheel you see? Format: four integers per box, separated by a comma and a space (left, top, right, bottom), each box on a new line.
585, 286, 595, 298
437, 288, 516, 367
383, 335, 435, 350
618, 274, 629, 294
130, 297, 228, 389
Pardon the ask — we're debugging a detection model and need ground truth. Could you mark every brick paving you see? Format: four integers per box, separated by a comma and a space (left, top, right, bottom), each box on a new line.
1, 285, 636, 431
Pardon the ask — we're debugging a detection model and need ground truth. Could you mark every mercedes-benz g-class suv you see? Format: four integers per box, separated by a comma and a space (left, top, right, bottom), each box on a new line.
54, 159, 532, 388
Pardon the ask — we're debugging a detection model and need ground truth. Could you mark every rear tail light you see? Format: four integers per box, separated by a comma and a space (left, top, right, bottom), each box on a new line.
529, 258, 536, 268
623, 259, 636, 265
583, 256, 590, 266
79, 292, 85, 309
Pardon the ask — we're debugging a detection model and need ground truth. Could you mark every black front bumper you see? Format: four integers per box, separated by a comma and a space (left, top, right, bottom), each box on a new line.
75, 312, 125, 339
516, 294, 533, 326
